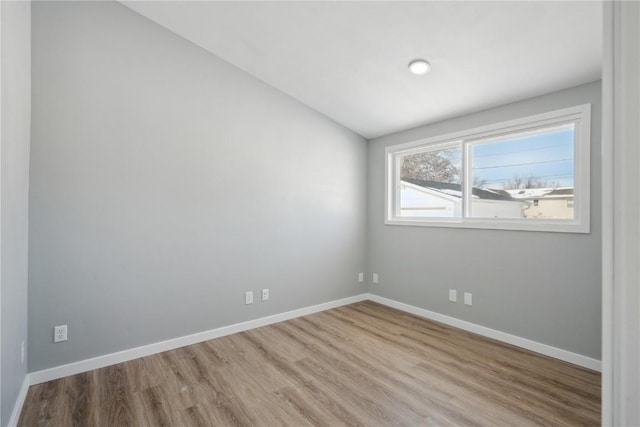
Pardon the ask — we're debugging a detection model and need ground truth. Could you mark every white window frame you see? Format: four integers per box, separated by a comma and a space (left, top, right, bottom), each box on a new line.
385, 104, 591, 233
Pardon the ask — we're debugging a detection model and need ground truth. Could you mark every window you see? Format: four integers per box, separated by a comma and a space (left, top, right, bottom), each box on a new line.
386, 104, 590, 233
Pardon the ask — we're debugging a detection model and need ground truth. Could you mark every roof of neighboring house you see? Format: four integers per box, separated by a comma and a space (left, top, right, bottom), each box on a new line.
505, 187, 574, 199
402, 178, 518, 201
546, 188, 574, 196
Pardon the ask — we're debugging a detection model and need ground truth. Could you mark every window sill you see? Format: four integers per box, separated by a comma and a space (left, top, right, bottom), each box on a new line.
384, 218, 590, 234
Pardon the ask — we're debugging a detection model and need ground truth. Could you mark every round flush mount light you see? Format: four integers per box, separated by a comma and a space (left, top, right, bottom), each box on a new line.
408, 59, 431, 75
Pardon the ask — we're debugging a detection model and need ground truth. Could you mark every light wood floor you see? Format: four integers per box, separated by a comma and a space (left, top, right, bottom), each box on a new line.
19, 301, 600, 426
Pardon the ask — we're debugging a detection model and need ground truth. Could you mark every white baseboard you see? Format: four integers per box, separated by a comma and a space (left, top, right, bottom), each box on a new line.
29, 293, 368, 385
7, 375, 29, 427
28, 291, 600, 389
367, 294, 602, 372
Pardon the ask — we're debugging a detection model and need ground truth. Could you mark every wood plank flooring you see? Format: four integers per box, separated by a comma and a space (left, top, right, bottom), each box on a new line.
18, 301, 601, 426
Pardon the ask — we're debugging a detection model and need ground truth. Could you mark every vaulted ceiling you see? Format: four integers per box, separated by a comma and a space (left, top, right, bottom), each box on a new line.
122, 1, 602, 139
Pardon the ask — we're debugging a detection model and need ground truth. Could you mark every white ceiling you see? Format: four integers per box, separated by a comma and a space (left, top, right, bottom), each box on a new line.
122, 1, 602, 139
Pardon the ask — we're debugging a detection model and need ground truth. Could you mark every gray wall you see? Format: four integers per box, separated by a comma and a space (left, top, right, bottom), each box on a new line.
29, 1, 367, 372
367, 81, 601, 359
1, 1, 31, 425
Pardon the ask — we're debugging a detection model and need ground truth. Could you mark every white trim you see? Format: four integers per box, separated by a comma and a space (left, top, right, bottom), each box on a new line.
601, 2, 614, 424
367, 294, 602, 372
7, 376, 29, 427
28, 294, 368, 385
384, 217, 587, 234
27, 292, 601, 393
604, 2, 640, 425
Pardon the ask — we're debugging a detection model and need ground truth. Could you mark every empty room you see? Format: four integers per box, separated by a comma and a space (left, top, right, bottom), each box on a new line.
2, 1, 639, 426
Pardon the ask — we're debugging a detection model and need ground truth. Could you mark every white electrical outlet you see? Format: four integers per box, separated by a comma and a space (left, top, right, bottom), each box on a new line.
245, 291, 253, 305
54, 325, 68, 343
21, 341, 25, 365
464, 292, 473, 306
449, 289, 457, 302
262, 288, 269, 301
358, 272, 364, 283
373, 273, 379, 284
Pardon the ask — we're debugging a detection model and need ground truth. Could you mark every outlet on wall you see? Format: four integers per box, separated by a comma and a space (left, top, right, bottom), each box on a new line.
245, 291, 253, 305
373, 273, 379, 284
21, 341, 25, 365
464, 292, 473, 306
449, 289, 457, 302
358, 272, 364, 283
54, 325, 68, 343
262, 288, 269, 301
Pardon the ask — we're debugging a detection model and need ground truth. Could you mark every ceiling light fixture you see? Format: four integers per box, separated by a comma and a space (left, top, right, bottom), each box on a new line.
408, 59, 431, 75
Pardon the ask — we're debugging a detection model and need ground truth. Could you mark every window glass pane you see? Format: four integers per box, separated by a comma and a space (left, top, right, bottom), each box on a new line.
470, 125, 575, 219
399, 146, 462, 217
